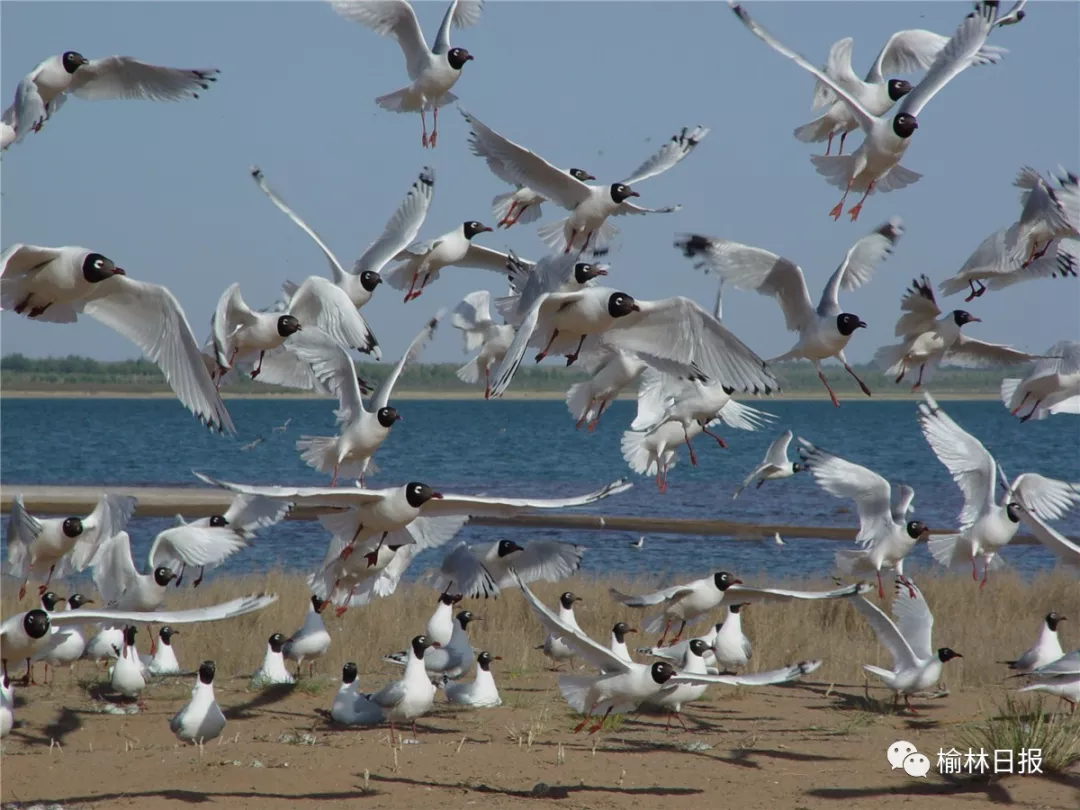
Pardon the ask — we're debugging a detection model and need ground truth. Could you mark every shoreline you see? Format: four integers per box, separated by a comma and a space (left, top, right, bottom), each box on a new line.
0, 388, 1003, 402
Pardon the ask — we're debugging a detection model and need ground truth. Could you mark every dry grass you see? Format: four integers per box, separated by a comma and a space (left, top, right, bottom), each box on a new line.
5, 569, 1078, 692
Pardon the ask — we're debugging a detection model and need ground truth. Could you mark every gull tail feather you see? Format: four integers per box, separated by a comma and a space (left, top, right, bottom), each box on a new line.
557, 674, 595, 714
793, 114, 838, 144
456, 357, 481, 385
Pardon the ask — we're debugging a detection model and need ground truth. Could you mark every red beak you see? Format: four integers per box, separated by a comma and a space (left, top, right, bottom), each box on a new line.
114, 268, 127, 276
629, 191, 641, 198
431, 492, 444, 499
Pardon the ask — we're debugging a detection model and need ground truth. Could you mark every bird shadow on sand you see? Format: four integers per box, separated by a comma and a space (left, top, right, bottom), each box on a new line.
367, 773, 705, 798
604, 736, 849, 770
223, 684, 301, 719
805, 771, 1080, 803
14, 788, 382, 806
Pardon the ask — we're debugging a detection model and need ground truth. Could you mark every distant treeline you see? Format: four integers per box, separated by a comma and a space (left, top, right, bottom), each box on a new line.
0, 354, 1029, 395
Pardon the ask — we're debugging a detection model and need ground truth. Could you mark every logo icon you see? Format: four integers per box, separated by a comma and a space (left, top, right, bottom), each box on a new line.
887, 741, 929, 777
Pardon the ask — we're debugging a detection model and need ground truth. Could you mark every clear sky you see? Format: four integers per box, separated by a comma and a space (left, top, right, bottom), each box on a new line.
2, 1, 1077, 367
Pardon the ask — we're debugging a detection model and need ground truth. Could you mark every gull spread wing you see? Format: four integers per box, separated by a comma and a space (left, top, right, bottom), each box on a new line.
620, 126, 710, 187
354, 167, 435, 276
672, 659, 822, 687
515, 572, 631, 674
432, 0, 484, 55
799, 439, 896, 548
1006, 474, 1080, 522
82, 276, 234, 434
916, 393, 995, 529
851, 595, 919, 671
69, 57, 218, 102
422, 479, 633, 518
1016, 507, 1080, 568
894, 275, 941, 338
609, 583, 698, 609
818, 217, 904, 316
148, 525, 248, 572
889, 577, 934, 661
250, 167, 346, 284
371, 309, 443, 410
332, 0, 431, 80
193, 472, 385, 509
50, 593, 278, 626
287, 276, 380, 358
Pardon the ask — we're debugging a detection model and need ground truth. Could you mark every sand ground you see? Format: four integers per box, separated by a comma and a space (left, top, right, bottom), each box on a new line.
3, 668, 1078, 810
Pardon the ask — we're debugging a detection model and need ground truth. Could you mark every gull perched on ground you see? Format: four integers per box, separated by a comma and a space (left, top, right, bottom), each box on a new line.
1, 244, 234, 433
331, 0, 482, 147
369, 635, 438, 743
731, 1, 1012, 221
442, 651, 503, 707
140, 626, 182, 676
451, 290, 515, 398
916, 393, 1080, 585
5, 492, 136, 599
1014, 650, 1080, 712
488, 286, 779, 399
251, 633, 294, 687
0, 678, 11, 738
291, 312, 441, 485
798, 438, 927, 597
853, 577, 962, 713
1002, 613, 1066, 674
250, 166, 434, 310
383, 220, 527, 303
483, 126, 708, 231
1, 594, 276, 683
676, 217, 904, 405
462, 110, 683, 256
282, 595, 332, 678
608, 623, 638, 666
610, 570, 868, 646
2, 51, 217, 146
170, 661, 226, 744
873, 275, 1044, 390
425, 538, 584, 599
733, 430, 804, 499
939, 167, 1079, 301
330, 663, 385, 726
384, 610, 478, 681
32, 593, 94, 683
1001, 340, 1080, 422
425, 594, 463, 647
639, 603, 752, 674
538, 592, 584, 669
795, 27, 1005, 156
110, 626, 147, 700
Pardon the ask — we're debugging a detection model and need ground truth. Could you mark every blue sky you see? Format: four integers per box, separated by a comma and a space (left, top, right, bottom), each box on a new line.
2, 1, 1077, 367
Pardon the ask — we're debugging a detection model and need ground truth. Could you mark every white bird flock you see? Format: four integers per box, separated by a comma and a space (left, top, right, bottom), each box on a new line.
2, 0, 1079, 776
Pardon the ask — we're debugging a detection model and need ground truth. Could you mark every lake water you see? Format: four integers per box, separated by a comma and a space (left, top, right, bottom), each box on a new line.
2, 397, 1077, 585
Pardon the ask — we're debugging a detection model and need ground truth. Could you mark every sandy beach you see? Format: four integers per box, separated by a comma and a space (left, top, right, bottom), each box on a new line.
2, 573, 1078, 809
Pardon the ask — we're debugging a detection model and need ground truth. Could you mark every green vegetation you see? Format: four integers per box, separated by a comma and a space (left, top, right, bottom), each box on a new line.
0, 353, 1029, 395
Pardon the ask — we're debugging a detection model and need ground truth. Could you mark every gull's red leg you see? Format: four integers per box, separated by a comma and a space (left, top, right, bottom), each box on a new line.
819, 370, 841, 407
844, 364, 873, 398
534, 329, 560, 363
847, 180, 875, 221
830, 178, 853, 220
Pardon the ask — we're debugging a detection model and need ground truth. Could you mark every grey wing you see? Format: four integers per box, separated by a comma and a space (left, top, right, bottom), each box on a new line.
424, 478, 633, 517
354, 167, 435, 277
763, 430, 794, 467
250, 166, 346, 284
675, 235, 815, 333
509, 541, 584, 585
798, 439, 895, 547
273, 328, 362, 419
81, 277, 234, 435
369, 678, 408, 708
916, 393, 995, 529
672, 659, 821, 687
432, 0, 485, 54
946, 336, 1045, 369
0, 243, 66, 278
515, 574, 630, 674
1016, 507, 1080, 568
287, 276, 380, 358
462, 110, 591, 209
1030, 341, 1080, 378
900, 4, 999, 118
867, 28, 1005, 84
894, 275, 941, 338
620, 126, 710, 187
427, 542, 495, 598
222, 495, 292, 537
818, 217, 904, 315
613, 200, 681, 217
890, 485, 915, 524
148, 525, 247, 571
605, 297, 779, 395
331, 0, 430, 80
889, 577, 934, 661
5, 495, 40, 576
461, 244, 524, 274
609, 584, 696, 608
55, 593, 278, 626
69, 57, 218, 101
726, 581, 870, 606
1007, 474, 1080, 522
851, 595, 919, 671
13, 75, 47, 141
69, 493, 139, 571
729, 2, 879, 132
372, 309, 443, 410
